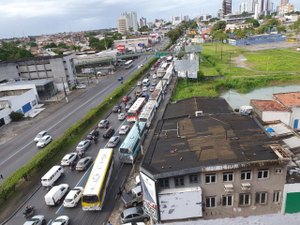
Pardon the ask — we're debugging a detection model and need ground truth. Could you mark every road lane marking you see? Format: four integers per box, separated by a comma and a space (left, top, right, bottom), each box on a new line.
0, 84, 114, 167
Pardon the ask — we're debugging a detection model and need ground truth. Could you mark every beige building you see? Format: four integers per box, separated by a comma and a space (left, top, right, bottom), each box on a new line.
117, 16, 129, 34
140, 97, 290, 222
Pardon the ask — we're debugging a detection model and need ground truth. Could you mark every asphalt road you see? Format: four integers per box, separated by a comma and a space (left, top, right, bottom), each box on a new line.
0, 55, 148, 181
2, 38, 170, 225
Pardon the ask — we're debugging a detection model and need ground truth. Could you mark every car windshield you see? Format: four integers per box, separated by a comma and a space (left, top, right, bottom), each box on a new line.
64, 198, 72, 202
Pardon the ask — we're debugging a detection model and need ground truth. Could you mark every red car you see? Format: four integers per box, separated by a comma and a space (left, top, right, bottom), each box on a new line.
122, 95, 131, 103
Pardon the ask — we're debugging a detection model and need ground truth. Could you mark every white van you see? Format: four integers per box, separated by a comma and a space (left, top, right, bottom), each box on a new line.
142, 78, 150, 87
44, 184, 69, 206
41, 165, 64, 187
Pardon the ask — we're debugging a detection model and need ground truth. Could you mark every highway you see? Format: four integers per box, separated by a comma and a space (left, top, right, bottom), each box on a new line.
1, 38, 170, 224
0, 55, 147, 181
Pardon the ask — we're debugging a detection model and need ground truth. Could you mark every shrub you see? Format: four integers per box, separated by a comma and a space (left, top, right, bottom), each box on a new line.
9, 111, 24, 121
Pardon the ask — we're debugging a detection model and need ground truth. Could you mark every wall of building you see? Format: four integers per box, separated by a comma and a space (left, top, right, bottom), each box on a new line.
0, 63, 19, 81
282, 183, 300, 214
10, 89, 38, 116
290, 108, 300, 129
201, 165, 287, 219
262, 111, 290, 125
0, 107, 12, 125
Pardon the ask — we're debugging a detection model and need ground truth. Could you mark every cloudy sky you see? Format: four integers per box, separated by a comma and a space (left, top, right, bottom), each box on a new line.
0, 0, 299, 38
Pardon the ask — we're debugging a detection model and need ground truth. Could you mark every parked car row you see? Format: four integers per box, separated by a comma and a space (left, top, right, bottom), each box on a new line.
23, 214, 69, 225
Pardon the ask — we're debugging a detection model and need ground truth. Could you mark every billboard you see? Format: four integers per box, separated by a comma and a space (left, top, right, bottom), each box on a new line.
117, 45, 126, 52
140, 172, 158, 221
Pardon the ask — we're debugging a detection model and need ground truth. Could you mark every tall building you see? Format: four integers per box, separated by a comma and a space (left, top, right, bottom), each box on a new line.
117, 16, 129, 34
121, 11, 138, 32
139, 17, 147, 28
222, 0, 232, 17
278, 0, 294, 15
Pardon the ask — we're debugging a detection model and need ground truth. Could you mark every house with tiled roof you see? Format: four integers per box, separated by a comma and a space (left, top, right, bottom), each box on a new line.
251, 92, 300, 129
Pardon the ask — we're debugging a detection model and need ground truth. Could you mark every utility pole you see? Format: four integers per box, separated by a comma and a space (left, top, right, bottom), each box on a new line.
61, 77, 68, 103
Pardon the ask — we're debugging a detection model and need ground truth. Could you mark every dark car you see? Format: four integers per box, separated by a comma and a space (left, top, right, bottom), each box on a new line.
122, 95, 131, 103
75, 156, 93, 171
112, 104, 122, 113
118, 76, 124, 82
120, 207, 149, 223
86, 128, 100, 140
103, 127, 115, 139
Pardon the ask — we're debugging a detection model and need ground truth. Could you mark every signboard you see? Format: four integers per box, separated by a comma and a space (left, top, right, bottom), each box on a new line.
117, 45, 126, 52
140, 172, 158, 221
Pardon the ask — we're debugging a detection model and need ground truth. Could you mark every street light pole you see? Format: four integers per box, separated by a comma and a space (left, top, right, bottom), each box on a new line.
61, 77, 69, 103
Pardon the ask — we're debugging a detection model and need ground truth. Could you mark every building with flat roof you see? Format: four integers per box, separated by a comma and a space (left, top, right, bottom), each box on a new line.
140, 97, 290, 222
0, 54, 76, 92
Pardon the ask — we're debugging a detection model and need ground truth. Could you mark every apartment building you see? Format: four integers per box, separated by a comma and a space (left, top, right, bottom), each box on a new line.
140, 97, 290, 222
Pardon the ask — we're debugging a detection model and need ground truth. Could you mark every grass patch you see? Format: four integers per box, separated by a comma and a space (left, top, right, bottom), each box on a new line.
173, 43, 300, 101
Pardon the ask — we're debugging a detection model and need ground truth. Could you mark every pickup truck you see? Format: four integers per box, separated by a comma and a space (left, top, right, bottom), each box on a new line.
121, 185, 142, 208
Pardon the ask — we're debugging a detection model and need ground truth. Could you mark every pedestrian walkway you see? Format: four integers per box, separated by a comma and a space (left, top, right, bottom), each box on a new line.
108, 76, 177, 225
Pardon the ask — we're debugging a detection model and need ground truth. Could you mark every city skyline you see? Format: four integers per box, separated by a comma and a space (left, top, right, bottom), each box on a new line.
0, 0, 299, 38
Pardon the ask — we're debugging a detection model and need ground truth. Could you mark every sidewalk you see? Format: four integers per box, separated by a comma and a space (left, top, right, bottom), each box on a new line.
108, 76, 177, 225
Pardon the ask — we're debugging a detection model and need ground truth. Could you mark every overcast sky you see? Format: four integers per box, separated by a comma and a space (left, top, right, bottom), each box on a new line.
0, 0, 299, 39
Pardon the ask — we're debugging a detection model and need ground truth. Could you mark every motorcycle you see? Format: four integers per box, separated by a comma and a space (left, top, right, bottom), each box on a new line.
23, 205, 34, 218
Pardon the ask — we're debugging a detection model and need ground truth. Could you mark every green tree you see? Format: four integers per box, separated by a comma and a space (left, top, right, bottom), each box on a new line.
245, 18, 260, 28
0, 42, 33, 61
212, 21, 227, 32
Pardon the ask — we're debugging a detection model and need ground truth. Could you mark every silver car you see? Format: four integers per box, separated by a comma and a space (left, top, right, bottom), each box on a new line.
50, 215, 69, 225
119, 125, 130, 135
107, 136, 120, 148
36, 135, 52, 148
120, 207, 149, 223
23, 215, 46, 225
34, 131, 48, 142
76, 157, 93, 171
76, 140, 91, 152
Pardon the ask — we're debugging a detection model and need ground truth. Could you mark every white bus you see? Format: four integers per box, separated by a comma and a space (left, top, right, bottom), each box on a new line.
126, 97, 146, 122
149, 89, 162, 108
82, 148, 114, 211
163, 64, 173, 85
124, 60, 133, 69
139, 100, 157, 127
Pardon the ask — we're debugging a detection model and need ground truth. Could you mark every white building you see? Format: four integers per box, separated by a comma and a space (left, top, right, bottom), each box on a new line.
172, 16, 182, 26
117, 16, 129, 34
251, 92, 300, 129
121, 11, 138, 32
0, 83, 39, 126
0, 54, 77, 92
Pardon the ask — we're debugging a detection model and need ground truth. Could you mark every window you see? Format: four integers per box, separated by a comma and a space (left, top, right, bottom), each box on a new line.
241, 170, 252, 180
205, 173, 216, 184
159, 179, 169, 188
205, 196, 216, 208
258, 169, 269, 179
273, 191, 281, 203
223, 172, 233, 182
189, 174, 199, 184
239, 193, 251, 206
275, 168, 283, 174
256, 192, 268, 205
222, 195, 233, 206
174, 176, 184, 187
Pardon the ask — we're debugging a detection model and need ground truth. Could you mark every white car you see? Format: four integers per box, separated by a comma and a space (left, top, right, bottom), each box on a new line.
36, 135, 52, 148
76, 140, 91, 152
61, 153, 78, 166
119, 125, 130, 135
137, 64, 144, 69
34, 131, 48, 142
152, 74, 157, 79
50, 215, 69, 225
63, 186, 83, 208
142, 86, 148, 92
118, 113, 126, 121
23, 215, 46, 225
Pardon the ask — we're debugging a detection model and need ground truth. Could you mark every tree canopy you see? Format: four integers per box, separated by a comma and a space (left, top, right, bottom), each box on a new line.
0, 42, 33, 61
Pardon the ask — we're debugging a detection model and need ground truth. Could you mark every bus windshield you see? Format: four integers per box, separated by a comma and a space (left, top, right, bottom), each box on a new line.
82, 195, 99, 203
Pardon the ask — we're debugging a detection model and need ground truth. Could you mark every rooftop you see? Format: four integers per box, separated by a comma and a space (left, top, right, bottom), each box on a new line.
142, 98, 286, 179
250, 99, 289, 112
274, 92, 300, 108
